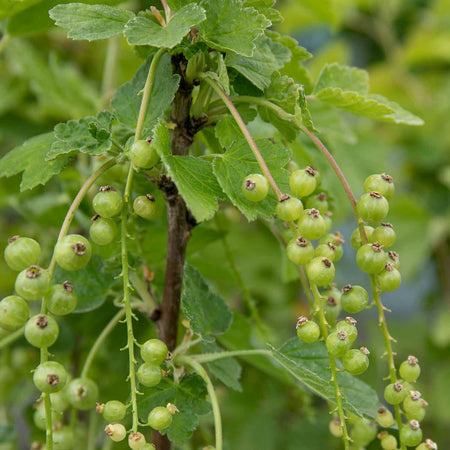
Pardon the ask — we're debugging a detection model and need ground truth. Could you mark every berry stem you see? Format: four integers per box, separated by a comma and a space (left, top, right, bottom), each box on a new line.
101, 36, 120, 107
177, 356, 223, 450
189, 349, 272, 363
310, 283, 350, 450
0, 326, 24, 350
43, 394, 53, 450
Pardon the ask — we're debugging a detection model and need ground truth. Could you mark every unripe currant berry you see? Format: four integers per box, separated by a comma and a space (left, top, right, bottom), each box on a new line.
50, 391, 69, 412
314, 242, 338, 262
133, 194, 157, 220
66, 378, 99, 410
323, 211, 333, 233
364, 173, 395, 200
336, 317, 358, 343
136, 363, 162, 387
15, 266, 51, 301
142, 445, 156, 450
400, 420, 423, 447
403, 391, 424, 415
33, 361, 67, 393
321, 287, 341, 326
378, 431, 398, 450
350, 225, 374, 250
46, 282, 77, 316
286, 237, 314, 265
89, 215, 117, 246
350, 418, 377, 447
0, 295, 29, 331
276, 194, 303, 221
4, 236, 40, 271
305, 192, 329, 214
54, 235, 91, 271
329, 417, 343, 437
357, 191, 389, 223
319, 232, 344, 260
148, 404, 177, 430
375, 263, 401, 292
296, 316, 320, 343
242, 174, 269, 202
289, 166, 318, 197
93, 186, 123, 218
141, 339, 168, 365
416, 439, 438, 450
356, 242, 386, 274
326, 330, 351, 357
399, 355, 421, 382
53, 426, 74, 450
342, 347, 370, 375
130, 139, 159, 169
373, 223, 396, 247
129, 431, 147, 449
341, 285, 369, 313
104, 423, 126, 442
384, 381, 408, 405
376, 406, 394, 428
406, 405, 427, 422
101, 400, 127, 422
387, 250, 400, 269
297, 208, 326, 240
25, 314, 59, 348
306, 257, 335, 287
34, 403, 62, 431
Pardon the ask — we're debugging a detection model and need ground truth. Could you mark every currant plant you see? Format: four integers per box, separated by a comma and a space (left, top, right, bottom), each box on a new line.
0, 0, 441, 449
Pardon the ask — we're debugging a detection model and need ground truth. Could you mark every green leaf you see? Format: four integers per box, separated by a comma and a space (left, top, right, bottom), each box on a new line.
0, 133, 71, 191
47, 111, 112, 160
112, 53, 180, 136
213, 118, 291, 220
226, 35, 290, 90
271, 338, 382, 419
181, 264, 233, 340
202, 341, 242, 391
152, 121, 223, 222
125, 4, 206, 48
0, 0, 39, 20
49, 3, 134, 41
198, 0, 270, 57
313, 63, 424, 125
0, 75, 27, 116
138, 375, 211, 444
53, 255, 113, 312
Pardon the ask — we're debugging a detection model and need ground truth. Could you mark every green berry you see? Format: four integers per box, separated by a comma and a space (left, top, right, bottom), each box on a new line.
25, 314, 59, 348
400, 420, 423, 447
363, 173, 395, 200
314, 242, 339, 262
33, 361, 67, 393
326, 330, 351, 357
378, 432, 398, 450
53, 426, 74, 450
297, 208, 326, 240
34, 403, 62, 431
376, 406, 394, 428
242, 174, 269, 202
141, 339, 168, 365
329, 417, 343, 438
319, 232, 344, 261
137, 363, 162, 387
133, 195, 157, 220
375, 263, 401, 292
341, 285, 369, 313
296, 316, 320, 343
129, 431, 147, 449
320, 286, 342, 326
387, 250, 400, 269
403, 391, 424, 415
350, 418, 377, 447
54, 235, 91, 271
336, 317, 358, 343
373, 223, 396, 247
66, 378, 99, 410
276, 195, 303, 221
130, 139, 159, 169
15, 265, 51, 301
289, 166, 318, 197
148, 406, 173, 430
0, 295, 29, 331
416, 439, 437, 450
357, 191, 389, 223
102, 400, 127, 422
50, 391, 69, 412
342, 347, 370, 375
93, 186, 123, 218
323, 211, 333, 233
356, 242, 386, 274
384, 381, 408, 405
46, 282, 77, 316
406, 406, 426, 422
4, 236, 40, 271
350, 226, 374, 250
89, 216, 117, 246
399, 356, 421, 382
105, 423, 126, 442
305, 192, 329, 214
286, 237, 314, 265
306, 257, 335, 287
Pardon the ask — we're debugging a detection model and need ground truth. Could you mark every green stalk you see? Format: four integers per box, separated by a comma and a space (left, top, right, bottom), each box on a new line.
177, 356, 222, 450
190, 349, 272, 363
0, 327, 24, 350
101, 36, 120, 107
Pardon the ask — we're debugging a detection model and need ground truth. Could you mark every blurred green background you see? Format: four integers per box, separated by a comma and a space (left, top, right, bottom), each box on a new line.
0, 0, 449, 448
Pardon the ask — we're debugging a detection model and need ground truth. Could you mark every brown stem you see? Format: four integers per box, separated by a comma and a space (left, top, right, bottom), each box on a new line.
153, 54, 196, 450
